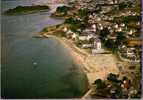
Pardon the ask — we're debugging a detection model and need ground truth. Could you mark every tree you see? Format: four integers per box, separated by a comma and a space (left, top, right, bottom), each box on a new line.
107, 73, 120, 83
64, 17, 81, 25
78, 9, 88, 18
56, 6, 71, 15
116, 32, 126, 46
94, 79, 106, 89
99, 28, 110, 41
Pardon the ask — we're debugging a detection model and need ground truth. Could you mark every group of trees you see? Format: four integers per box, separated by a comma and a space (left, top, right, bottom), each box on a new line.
91, 73, 141, 99
56, 6, 71, 15
118, 1, 133, 10
99, 27, 127, 52
64, 16, 87, 32
113, 15, 141, 24
77, 9, 89, 19
65, 17, 79, 24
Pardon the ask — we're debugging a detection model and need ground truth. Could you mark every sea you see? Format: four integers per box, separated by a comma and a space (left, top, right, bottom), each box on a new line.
1, 0, 89, 98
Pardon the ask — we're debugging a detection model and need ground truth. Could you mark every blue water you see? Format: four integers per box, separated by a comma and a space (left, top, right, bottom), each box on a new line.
1, 0, 88, 98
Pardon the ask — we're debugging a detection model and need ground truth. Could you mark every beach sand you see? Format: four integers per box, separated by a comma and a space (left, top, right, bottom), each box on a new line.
42, 34, 119, 85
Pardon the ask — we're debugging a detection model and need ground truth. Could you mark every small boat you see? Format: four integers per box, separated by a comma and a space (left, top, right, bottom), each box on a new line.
33, 62, 37, 66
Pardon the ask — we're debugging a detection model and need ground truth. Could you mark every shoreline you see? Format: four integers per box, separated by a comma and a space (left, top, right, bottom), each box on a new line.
39, 34, 119, 85
36, 32, 120, 99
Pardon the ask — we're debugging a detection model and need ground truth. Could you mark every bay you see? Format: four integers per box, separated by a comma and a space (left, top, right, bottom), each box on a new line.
1, 0, 89, 98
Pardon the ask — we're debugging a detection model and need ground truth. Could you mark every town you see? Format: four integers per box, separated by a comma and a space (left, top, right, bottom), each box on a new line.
40, 0, 141, 99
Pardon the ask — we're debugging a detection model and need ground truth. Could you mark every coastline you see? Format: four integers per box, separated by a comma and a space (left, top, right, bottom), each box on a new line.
3, 0, 141, 98
39, 33, 119, 85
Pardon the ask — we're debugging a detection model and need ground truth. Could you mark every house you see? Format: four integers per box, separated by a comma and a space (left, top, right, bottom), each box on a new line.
97, 23, 104, 30
107, 32, 117, 41
120, 23, 125, 27
116, 27, 122, 32
109, 29, 114, 33
78, 36, 87, 41
89, 14, 93, 19
137, 22, 140, 26
72, 33, 78, 40
67, 30, 74, 34
66, 29, 74, 38
99, 26, 104, 30
108, 26, 111, 30
78, 34, 95, 41
63, 27, 68, 32
92, 24, 96, 32
128, 30, 133, 35
127, 29, 136, 36
81, 44, 93, 48
93, 39, 102, 50
113, 0, 120, 4
126, 48, 135, 58
109, 0, 114, 4
97, 17, 101, 21
87, 34, 95, 40
114, 24, 119, 29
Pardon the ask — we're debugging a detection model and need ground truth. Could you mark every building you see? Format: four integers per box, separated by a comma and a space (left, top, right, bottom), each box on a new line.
116, 27, 122, 32
66, 29, 74, 38
82, 44, 93, 48
63, 27, 68, 32
92, 38, 105, 54
78, 36, 87, 41
94, 39, 102, 50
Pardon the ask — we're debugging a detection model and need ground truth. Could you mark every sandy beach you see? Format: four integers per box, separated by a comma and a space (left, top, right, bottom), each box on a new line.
41, 34, 119, 85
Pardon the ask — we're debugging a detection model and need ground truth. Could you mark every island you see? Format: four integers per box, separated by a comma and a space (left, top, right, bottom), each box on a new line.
4, 5, 50, 15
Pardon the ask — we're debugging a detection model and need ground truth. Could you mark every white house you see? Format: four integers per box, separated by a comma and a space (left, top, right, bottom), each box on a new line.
67, 30, 74, 34
63, 27, 68, 32
120, 23, 125, 27
66, 29, 74, 38
77, 29, 81, 32
127, 30, 133, 35
126, 49, 135, 57
108, 26, 111, 30
92, 24, 96, 29
87, 34, 95, 40
137, 22, 140, 25
78, 36, 87, 41
97, 17, 101, 21
72, 33, 78, 40
114, 24, 119, 29
109, 0, 114, 4
89, 14, 93, 19
92, 24, 96, 32
93, 39, 102, 50
109, 29, 114, 33
99, 26, 103, 30
116, 27, 122, 32
82, 44, 93, 48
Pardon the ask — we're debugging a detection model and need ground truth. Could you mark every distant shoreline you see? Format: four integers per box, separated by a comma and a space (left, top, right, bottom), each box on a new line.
4, 5, 50, 15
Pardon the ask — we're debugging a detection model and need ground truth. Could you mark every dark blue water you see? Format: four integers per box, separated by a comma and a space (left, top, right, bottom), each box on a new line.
1, 0, 88, 98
